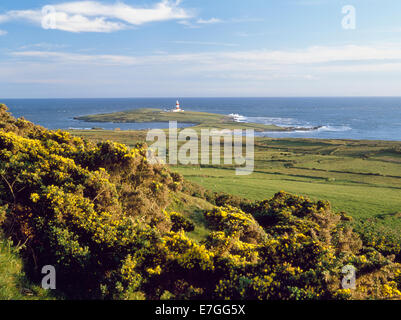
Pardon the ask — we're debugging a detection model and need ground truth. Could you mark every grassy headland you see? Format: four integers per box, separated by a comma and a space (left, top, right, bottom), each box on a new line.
74, 108, 320, 132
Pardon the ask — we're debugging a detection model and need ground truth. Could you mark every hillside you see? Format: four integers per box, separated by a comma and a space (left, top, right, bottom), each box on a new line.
72, 129, 401, 239
1, 103, 401, 300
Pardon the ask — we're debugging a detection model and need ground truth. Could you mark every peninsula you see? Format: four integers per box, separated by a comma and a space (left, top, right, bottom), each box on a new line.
75, 108, 320, 132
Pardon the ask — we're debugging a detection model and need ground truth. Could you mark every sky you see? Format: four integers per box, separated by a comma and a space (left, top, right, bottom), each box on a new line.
1, 0, 401, 98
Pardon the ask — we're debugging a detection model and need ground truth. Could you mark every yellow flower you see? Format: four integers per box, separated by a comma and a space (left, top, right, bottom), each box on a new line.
30, 193, 40, 203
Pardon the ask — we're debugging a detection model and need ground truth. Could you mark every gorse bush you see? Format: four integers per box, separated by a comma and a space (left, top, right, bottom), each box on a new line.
169, 212, 195, 233
1, 103, 401, 300
0, 104, 176, 298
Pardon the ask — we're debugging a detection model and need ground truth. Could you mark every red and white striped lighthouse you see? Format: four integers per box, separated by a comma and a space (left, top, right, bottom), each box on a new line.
172, 100, 183, 112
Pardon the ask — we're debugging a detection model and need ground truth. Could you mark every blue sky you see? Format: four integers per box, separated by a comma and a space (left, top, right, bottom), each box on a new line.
1, 0, 401, 98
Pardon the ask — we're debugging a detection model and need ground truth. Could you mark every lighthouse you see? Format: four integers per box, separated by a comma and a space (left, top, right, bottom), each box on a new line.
173, 100, 184, 112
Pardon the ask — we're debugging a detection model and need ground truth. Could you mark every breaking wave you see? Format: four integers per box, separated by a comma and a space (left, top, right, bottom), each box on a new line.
227, 113, 352, 134
229, 114, 305, 127
317, 125, 352, 132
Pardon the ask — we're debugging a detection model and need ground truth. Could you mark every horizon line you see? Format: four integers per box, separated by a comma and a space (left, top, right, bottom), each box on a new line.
2, 96, 401, 100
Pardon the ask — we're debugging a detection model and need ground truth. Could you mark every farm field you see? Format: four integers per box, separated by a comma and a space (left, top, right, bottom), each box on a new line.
71, 129, 401, 235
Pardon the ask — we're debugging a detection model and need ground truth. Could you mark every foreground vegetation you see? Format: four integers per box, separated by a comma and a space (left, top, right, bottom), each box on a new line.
2, 103, 401, 300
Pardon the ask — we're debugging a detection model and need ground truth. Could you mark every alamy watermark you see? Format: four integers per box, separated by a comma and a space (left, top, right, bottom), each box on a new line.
146, 122, 255, 176
342, 5, 356, 30
41, 5, 57, 30
341, 264, 356, 290
41, 265, 56, 290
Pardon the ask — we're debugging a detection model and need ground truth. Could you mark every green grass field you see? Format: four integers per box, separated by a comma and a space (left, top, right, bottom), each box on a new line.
71, 129, 401, 235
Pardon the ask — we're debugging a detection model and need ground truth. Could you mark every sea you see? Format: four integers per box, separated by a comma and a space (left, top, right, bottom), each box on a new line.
2, 97, 401, 141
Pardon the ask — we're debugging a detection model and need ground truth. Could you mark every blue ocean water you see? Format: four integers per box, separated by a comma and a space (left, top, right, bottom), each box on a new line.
2, 97, 401, 141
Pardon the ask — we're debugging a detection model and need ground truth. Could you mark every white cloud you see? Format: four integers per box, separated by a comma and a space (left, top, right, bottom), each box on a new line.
0, 1, 192, 33
178, 17, 224, 29
11, 43, 401, 71
11, 51, 139, 65
0, 29, 7, 36
0, 16, 9, 23
197, 18, 222, 24
54, 1, 190, 25
171, 40, 238, 47
177, 20, 200, 29
219, 44, 401, 65
0, 10, 42, 25
19, 43, 69, 50
179, 16, 263, 29
236, 31, 265, 37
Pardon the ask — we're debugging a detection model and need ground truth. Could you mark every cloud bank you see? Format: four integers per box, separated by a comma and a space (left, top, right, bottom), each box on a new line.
11, 43, 401, 69
5, 43, 401, 97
